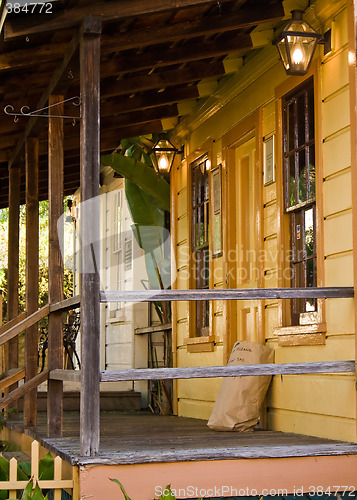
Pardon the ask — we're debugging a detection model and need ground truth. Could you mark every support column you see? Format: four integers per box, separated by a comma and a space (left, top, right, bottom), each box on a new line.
47, 95, 64, 437
79, 16, 102, 457
24, 137, 39, 427
7, 164, 20, 401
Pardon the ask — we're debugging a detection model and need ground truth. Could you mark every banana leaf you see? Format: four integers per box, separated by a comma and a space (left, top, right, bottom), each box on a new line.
101, 153, 170, 212
125, 179, 171, 290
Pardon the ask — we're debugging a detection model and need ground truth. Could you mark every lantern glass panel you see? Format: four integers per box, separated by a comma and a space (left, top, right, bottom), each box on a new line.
151, 138, 176, 174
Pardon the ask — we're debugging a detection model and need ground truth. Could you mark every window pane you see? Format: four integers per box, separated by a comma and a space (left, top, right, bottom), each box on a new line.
305, 208, 314, 257
306, 258, 314, 287
288, 101, 295, 151
289, 155, 296, 206
297, 93, 306, 147
308, 85, 315, 141
298, 150, 307, 202
308, 145, 315, 199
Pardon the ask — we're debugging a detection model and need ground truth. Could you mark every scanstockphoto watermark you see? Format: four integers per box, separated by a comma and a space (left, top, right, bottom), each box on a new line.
58, 191, 297, 299
155, 485, 293, 498
155, 485, 357, 498
57, 192, 175, 300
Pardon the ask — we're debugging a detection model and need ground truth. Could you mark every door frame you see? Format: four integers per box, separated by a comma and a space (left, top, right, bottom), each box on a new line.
222, 110, 264, 359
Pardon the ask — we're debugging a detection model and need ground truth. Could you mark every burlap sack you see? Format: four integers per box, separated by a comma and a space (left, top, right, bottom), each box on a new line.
207, 341, 274, 432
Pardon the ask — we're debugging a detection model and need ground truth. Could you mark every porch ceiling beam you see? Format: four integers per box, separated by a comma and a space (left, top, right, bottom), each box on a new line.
101, 104, 178, 130
0, 42, 69, 71
103, 4, 283, 52
101, 33, 252, 76
4, 0, 246, 39
8, 31, 80, 169
101, 86, 199, 117
101, 60, 228, 98
0, 30, 251, 73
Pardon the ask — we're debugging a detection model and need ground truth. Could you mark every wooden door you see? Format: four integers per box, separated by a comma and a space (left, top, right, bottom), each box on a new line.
229, 137, 259, 347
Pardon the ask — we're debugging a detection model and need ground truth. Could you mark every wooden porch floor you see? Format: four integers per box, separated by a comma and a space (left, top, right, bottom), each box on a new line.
7, 411, 357, 466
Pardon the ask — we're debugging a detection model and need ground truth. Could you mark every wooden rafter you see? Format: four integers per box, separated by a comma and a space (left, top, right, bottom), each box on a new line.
101, 60, 228, 97
100, 33, 251, 76
101, 85, 199, 116
4, 0, 242, 39
99, 3, 283, 52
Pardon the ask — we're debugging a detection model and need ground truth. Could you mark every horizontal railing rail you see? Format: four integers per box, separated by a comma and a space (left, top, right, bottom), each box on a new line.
100, 287, 354, 302
0, 370, 48, 411
0, 367, 25, 392
0, 305, 50, 347
49, 294, 81, 313
49, 361, 356, 383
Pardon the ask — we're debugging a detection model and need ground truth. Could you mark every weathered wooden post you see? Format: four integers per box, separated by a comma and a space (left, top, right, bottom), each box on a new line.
7, 164, 20, 403
79, 16, 102, 456
24, 137, 39, 426
48, 96, 64, 437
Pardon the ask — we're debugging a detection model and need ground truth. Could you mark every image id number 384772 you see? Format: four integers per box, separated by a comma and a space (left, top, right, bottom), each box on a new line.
6, 2, 53, 14
308, 486, 356, 495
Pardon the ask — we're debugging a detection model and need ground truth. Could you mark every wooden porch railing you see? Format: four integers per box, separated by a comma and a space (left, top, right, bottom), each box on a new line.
0, 287, 354, 457
0, 295, 80, 412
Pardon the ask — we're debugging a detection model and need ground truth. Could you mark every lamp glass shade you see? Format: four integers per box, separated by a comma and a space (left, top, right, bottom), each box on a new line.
151, 137, 177, 175
275, 11, 321, 75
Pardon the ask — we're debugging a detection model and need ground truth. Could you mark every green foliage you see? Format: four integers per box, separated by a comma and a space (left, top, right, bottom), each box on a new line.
0, 199, 73, 324
20, 478, 49, 500
102, 136, 171, 318
101, 153, 170, 212
101, 135, 170, 212
159, 486, 176, 500
111, 479, 177, 500
0, 452, 54, 499
110, 479, 133, 500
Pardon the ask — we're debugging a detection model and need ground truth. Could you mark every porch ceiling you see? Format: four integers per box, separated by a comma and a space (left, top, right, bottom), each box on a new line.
0, 0, 284, 208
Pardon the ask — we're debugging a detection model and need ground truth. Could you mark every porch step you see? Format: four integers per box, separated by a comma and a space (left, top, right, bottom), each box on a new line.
18, 391, 141, 412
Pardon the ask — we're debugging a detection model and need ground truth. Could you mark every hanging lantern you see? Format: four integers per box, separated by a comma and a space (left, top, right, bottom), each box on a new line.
274, 10, 321, 76
150, 134, 180, 176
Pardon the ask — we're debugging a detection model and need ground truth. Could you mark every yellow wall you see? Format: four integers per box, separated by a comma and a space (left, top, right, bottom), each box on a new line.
172, 0, 356, 441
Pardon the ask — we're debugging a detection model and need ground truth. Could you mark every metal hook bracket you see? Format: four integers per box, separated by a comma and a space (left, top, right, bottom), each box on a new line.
4, 96, 81, 122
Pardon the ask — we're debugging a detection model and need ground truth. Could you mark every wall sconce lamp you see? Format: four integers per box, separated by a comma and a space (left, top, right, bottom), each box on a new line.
150, 133, 184, 176
274, 10, 332, 76
65, 198, 76, 223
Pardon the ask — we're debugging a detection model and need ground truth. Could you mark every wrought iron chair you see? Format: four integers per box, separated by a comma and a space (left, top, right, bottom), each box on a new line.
38, 311, 81, 371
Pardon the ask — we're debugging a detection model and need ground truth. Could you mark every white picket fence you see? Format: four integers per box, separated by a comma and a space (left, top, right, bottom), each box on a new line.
0, 440, 79, 499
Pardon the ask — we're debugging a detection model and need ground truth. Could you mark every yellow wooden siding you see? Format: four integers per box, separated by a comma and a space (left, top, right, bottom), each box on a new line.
322, 88, 350, 141
178, 399, 216, 419
332, 6, 349, 50
322, 50, 349, 99
323, 130, 351, 177
172, 1, 355, 439
178, 377, 223, 401
326, 298, 354, 334
269, 335, 355, 363
324, 211, 353, 256
268, 409, 356, 442
264, 303, 280, 338
268, 373, 355, 417
323, 169, 352, 216
325, 253, 354, 286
